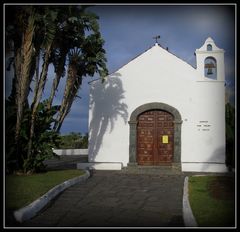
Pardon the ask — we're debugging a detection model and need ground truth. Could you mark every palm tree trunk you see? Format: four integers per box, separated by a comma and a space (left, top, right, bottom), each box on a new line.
15, 11, 36, 145
47, 51, 67, 110
53, 63, 82, 132
27, 45, 52, 162
47, 72, 61, 109
32, 54, 40, 106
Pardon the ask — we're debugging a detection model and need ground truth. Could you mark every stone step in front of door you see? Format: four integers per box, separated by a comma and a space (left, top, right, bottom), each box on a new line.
123, 164, 183, 175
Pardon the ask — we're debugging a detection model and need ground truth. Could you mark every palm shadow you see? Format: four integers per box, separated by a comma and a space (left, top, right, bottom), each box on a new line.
88, 73, 128, 161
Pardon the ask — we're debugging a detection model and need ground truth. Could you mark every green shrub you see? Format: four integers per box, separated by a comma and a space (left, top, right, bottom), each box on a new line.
225, 103, 235, 170
5, 100, 61, 173
57, 132, 88, 149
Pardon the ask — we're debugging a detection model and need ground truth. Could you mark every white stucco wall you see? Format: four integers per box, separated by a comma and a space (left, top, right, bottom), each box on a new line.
88, 39, 226, 172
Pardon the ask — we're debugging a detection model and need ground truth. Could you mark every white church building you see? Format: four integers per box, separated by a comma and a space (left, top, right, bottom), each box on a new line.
77, 37, 227, 172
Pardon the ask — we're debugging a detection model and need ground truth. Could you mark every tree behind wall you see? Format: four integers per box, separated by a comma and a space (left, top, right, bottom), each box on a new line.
56, 132, 88, 149
225, 103, 235, 170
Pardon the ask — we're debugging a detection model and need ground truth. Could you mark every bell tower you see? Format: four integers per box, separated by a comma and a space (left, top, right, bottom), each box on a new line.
195, 37, 225, 81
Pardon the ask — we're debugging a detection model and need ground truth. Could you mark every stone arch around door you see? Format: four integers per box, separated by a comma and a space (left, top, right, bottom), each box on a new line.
128, 102, 182, 168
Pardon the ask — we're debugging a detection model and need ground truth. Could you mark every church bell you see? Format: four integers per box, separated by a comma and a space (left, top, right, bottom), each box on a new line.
205, 62, 215, 75
207, 68, 213, 75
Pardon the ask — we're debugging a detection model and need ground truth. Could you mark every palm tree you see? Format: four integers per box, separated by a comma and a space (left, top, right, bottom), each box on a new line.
53, 31, 108, 132
53, 47, 83, 132
47, 46, 68, 110
27, 7, 59, 165
5, 5, 60, 170
46, 5, 85, 110
47, 5, 97, 111
5, 5, 108, 172
11, 6, 37, 145
6, 6, 40, 169
27, 5, 108, 168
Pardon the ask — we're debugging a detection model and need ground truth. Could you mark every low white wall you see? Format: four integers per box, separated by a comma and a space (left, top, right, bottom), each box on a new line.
182, 162, 228, 173
14, 171, 90, 222
53, 149, 88, 156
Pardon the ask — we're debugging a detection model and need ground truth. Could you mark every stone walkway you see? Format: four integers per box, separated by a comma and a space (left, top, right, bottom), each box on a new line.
21, 170, 185, 228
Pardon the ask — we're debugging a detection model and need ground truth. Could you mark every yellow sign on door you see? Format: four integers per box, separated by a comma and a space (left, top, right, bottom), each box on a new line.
162, 135, 168, 144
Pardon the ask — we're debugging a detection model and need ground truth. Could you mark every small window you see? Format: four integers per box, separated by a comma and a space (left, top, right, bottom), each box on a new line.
204, 57, 217, 79
207, 44, 212, 51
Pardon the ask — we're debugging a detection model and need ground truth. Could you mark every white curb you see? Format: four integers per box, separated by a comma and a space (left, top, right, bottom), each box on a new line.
182, 176, 198, 227
14, 170, 90, 223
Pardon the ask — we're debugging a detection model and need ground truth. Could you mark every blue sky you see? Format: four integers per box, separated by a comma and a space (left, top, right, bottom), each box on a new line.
5, 4, 236, 135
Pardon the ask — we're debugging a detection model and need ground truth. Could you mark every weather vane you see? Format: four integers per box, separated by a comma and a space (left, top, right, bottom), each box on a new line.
153, 35, 160, 44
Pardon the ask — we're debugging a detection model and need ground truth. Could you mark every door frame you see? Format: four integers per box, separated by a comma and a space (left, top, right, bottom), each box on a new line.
128, 102, 182, 167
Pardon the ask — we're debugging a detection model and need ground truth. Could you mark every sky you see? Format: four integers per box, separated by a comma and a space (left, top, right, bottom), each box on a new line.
5, 4, 236, 135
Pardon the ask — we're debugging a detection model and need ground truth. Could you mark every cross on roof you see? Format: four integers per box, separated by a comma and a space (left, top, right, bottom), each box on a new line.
153, 35, 160, 44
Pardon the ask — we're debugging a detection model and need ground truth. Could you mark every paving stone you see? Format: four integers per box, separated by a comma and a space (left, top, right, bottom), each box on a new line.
19, 170, 185, 227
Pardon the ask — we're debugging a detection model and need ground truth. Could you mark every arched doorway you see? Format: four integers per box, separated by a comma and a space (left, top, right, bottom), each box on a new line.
128, 102, 182, 168
137, 110, 174, 165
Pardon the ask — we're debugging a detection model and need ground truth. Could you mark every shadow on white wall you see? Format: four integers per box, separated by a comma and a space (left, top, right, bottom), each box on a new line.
89, 73, 128, 160
201, 145, 227, 172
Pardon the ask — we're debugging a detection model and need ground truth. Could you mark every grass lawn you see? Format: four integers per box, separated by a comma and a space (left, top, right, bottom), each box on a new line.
5, 169, 85, 211
188, 175, 235, 227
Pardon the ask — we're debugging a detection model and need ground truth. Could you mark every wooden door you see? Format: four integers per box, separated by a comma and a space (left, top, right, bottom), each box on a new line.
137, 110, 174, 165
